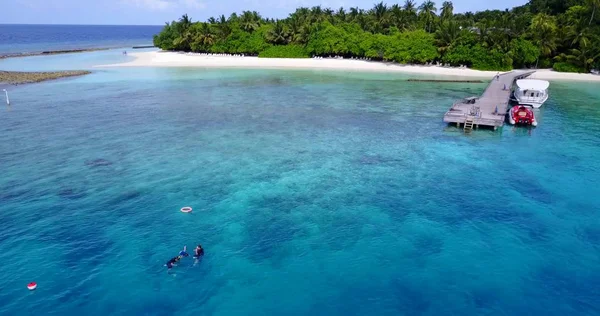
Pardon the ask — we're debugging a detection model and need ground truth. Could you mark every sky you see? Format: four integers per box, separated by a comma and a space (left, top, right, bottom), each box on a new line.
1, 0, 530, 25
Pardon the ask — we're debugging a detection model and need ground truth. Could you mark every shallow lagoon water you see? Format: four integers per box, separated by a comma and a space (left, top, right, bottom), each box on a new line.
0, 53, 599, 315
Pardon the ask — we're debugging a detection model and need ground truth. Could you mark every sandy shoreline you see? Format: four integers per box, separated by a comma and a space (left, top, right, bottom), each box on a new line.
99, 51, 600, 82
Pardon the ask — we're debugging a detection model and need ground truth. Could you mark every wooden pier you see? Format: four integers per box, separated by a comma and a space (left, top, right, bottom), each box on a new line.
443, 70, 535, 131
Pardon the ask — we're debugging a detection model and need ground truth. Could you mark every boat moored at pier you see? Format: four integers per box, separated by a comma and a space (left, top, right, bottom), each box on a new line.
508, 105, 537, 127
511, 79, 550, 108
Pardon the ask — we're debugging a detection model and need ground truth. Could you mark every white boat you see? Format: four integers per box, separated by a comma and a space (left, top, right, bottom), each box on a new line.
512, 79, 550, 108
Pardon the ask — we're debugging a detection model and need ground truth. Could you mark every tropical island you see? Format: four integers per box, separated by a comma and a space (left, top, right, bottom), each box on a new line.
153, 0, 600, 73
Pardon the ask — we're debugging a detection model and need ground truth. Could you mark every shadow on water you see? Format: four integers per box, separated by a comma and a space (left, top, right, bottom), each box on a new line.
36, 209, 114, 269
84, 158, 113, 167
410, 233, 445, 257
242, 208, 306, 264
307, 278, 431, 315
469, 287, 500, 310
390, 278, 432, 314
57, 188, 88, 200
505, 175, 554, 205
529, 265, 600, 314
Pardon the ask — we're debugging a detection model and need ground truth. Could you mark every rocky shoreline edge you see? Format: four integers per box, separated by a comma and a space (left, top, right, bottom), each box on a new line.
0, 48, 109, 59
0, 70, 92, 85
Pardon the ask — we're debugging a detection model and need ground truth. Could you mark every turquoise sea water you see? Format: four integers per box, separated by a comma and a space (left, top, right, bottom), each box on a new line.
0, 53, 599, 315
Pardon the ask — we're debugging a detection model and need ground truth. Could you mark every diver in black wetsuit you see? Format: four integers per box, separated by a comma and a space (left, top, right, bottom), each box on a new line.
166, 255, 182, 269
166, 245, 189, 270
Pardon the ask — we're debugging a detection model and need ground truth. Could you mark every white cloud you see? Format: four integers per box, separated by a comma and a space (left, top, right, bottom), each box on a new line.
181, 0, 205, 9
122, 0, 205, 11
122, 0, 170, 10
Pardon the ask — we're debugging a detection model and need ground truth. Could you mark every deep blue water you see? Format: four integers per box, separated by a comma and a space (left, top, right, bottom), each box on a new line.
0, 53, 599, 315
0, 24, 162, 54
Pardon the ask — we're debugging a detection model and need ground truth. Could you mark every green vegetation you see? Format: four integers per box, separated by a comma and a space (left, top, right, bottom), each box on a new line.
154, 0, 600, 72
258, 45, 310, 58
552, 62, 584, 73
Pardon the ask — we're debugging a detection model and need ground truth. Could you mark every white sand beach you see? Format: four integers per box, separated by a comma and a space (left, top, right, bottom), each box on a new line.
101, 51, 600, 82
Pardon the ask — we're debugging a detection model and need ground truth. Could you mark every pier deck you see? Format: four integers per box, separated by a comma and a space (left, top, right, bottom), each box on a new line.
443, 70, 535, 129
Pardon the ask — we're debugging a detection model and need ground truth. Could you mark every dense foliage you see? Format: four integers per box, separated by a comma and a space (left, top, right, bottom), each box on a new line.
154, 0, 600, 72
258, 45, 310, 58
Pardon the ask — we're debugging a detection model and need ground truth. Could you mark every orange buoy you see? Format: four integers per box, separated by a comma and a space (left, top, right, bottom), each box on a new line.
27, 282, 37, 290
180, 207, 192, 213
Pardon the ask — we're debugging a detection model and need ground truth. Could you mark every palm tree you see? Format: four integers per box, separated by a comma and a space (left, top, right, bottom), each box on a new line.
217, 14, 231, 39
419, 0, 437, 32
336, 7, 347, 23
180, 14, 192, 30
252, 11, 263, 23
567, 24, 593, 48
197, 23, 215, 46
403, 0, 417, 14
511, 12, 531, 36
403, 0, 418, 25
356, 9, 370, 30
297, 24, 312, 44
288, 16, 303, 43
173, 28, 194, 51
324, 7, 335, 22
531, 13, 557, 67
559, 47, 600, 71
476, 19, 492, 47
390, 4, 410, 31
311, 6, 325, 23
371, 2, 390, 33
207, 16, 216, 24
175, 14, 193, 39
441, 1, 454, 21
463, 11, 474, 25
349, 7, 360, 22
435, 20, 460, 55
587, 0, 600, 25
294, 7, 311, 23
240, 11, 260, 32
266, 20, 289, 45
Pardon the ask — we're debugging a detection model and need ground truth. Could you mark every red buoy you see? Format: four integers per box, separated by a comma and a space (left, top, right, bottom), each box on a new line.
27, 282, 37, 290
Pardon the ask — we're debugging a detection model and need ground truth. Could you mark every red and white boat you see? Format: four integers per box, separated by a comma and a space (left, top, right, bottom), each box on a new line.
508, 105, 537, 127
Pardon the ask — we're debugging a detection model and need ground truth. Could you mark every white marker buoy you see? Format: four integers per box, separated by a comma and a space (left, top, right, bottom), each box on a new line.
2, 89, 9, 105
180, 207, 192, 213
27, 282, 37, 290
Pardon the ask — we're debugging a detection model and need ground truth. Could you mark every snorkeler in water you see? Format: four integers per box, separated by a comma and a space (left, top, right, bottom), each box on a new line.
193, 245, 204, 258
166, 255, 182, 269
179, 245, 189, 257
166, 246, 189, 270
